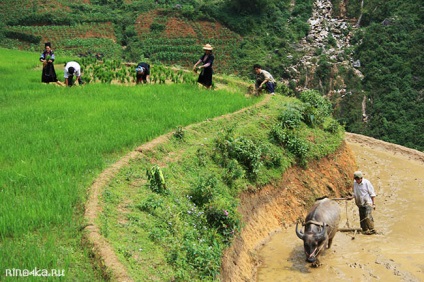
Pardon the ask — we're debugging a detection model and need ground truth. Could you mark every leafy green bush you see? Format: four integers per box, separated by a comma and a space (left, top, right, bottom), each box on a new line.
204, 199, 240, 244
189, 175, 218, 207
299, 90, 332, 127
227, 136, 262, 179
270, 126, 309, 166
277, 105, 303, 129
146, 165, 167, 194
222, 159, 245, 187
325, 119, 341, 134
173, 126, 185, 140
259, 143, 282, 168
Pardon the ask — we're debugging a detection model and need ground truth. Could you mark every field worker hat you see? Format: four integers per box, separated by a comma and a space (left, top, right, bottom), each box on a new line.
202, 44, 213, 51
136, 66, 145, 73
354, 171, 363, 179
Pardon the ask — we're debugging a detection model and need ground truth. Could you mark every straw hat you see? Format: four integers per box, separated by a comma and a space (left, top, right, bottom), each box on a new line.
202, 44, 213, 51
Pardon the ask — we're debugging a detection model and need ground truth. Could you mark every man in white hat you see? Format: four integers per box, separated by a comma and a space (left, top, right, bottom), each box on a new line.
352, 171, 377, 234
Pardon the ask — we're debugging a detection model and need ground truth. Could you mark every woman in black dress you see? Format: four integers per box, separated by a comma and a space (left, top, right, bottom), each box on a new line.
40, 42, 59, 83
193, 44, 214, 89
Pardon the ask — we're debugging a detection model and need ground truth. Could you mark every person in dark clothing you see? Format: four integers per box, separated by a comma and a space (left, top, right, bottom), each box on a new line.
193, 44, 214, 89
40, 42, 60, 84
135, 62, 150, 84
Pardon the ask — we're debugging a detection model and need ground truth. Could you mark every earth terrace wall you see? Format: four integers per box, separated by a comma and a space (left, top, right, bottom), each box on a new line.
220, 141, 357, 281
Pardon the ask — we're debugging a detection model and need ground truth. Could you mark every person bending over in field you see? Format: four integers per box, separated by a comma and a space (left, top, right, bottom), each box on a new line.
253, 64, 276, 95
64, 61, 83, 87
135, 62, 151, 84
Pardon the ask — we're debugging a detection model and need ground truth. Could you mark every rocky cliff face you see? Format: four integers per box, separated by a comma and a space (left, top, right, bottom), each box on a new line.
286, 0, 363, 99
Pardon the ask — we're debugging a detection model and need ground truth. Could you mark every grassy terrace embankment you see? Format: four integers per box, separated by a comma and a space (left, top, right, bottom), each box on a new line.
95, 89, 346, 280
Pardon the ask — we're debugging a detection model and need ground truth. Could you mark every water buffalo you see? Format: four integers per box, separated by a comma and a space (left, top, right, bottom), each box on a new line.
295, 197, 341, 267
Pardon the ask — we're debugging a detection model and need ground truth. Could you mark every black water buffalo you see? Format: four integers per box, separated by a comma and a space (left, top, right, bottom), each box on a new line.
295, 197, 341, 267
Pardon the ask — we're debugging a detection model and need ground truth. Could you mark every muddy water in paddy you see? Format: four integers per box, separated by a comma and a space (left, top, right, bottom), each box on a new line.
257, 139, 424, 281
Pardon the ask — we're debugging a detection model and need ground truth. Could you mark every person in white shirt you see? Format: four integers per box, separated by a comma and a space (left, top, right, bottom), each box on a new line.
253, 64, 276, 95
351, 171, 377, 235
64, 61, 82, 86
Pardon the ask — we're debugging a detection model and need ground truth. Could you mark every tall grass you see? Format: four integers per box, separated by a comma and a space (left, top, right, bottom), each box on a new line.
0, 48, 258, 279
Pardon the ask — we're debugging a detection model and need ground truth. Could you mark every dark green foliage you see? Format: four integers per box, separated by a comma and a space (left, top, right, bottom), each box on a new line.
189, 175, 218, 207
299, 90, 332, 127
259, 143, 282, 168
222, 159, 245, 187
4, 31, 41, 44
270, 126, 309, 166
277, 106, 303, 129
173, 126, 185, 140
204, 200, 240, 243
150, 23, 166, 33
227, 136, 262, 179
6, 12, 72, 26
325, 119, 341, 134
350, 2, 424, 150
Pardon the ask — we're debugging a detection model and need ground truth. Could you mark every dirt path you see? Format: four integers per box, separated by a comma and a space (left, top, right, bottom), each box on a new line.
256, 133, 424, 281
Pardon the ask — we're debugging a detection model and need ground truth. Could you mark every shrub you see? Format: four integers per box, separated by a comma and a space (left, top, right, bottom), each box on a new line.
277, 106, 303, 129
146, 165, 167, 194
227, 136, 262, 180
325, 119, 341, 134
173, 126, 185, 140
222, 159, 245, 187
299, 90, 332, 127
189, 175, 218, 207
259, 143, 282, 168
269, 126, 309, 166
4, 31, 41, 44
204, 199, 240, 244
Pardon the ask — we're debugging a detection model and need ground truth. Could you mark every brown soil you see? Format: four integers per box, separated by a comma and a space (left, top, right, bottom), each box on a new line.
255, 133, 424, 281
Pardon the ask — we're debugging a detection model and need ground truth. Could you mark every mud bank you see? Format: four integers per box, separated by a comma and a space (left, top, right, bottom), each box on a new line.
220, 141, 357, 281
255, 133, 424, 281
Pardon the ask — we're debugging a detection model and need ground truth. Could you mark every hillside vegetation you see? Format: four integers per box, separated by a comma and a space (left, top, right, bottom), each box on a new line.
1, 0, 421, 151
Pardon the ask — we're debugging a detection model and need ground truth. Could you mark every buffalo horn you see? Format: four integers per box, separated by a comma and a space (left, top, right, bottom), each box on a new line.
295, 222, 304, 239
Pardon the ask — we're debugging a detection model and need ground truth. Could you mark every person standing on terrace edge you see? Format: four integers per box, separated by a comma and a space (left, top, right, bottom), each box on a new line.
253, 64, 276, 95
40, 42, 60, 84
193, 44, 214, 89
64, 61, 83, 86
135, 62, 150, 84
